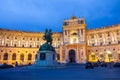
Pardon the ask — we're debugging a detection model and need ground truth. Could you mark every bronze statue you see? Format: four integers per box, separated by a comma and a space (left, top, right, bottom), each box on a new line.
43, 29, 53, 45
39, 29, 55, 52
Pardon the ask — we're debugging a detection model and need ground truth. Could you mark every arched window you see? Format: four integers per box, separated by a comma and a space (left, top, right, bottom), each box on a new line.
12, 53, 16, 60
20, 54, 24, 61
28, 54, 32, 60
3, 53, 8, 60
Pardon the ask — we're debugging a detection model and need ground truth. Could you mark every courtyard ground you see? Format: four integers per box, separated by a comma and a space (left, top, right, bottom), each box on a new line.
0, 64, 120, 80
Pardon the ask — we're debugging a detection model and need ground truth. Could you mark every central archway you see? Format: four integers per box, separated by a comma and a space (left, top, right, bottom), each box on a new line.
69, 49, 76, 63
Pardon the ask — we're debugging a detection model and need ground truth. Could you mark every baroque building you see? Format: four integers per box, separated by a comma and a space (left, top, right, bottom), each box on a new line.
0, 16, 120, 65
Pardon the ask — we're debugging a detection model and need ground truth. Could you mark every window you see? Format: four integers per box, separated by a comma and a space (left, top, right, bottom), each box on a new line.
37, 45, 39, 48
28, 54, 32, 60
30, 45, 32, 48
118, 41, 120, 44
81, 29, 83, 35
91, 35, 94, 39
1, 50, 3, 52
117, 31, 119, 35
6, 44, 8, 47
12, 53, 16, 60
3, 53, 8, 60
30, 38, 32, 40
100, 42, 102, 46
7, 37, 9, 39
22, 45, 24, 47
108, 54, 112, 60
78, 20, 84, 24
91, 55, 95, 60
57, 54, 60, 60
65, 30, 67, 35
40, 53, 46, 60
119, 54, 120, 60
96, 50, 98, 52
92, 43, 94, 46
100, 54, 104, 60
0, 55, 1, 60
99, 34, 102, 38
73, 38, 76, 43
20, 54, 24, 61
15, 37, 17, 39
108, 32, 110, 37
113, 49, 115, 51
109, 42, 111, 45
81, 20, 84, 24
14, 44, 16, 47
100, 54, 104, 58
37, 38, 39, 41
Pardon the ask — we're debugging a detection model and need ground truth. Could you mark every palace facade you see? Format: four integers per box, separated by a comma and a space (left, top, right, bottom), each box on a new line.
0, 16, 120, 65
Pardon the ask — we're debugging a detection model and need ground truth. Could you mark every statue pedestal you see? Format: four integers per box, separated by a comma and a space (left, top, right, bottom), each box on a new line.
35, 51, 58, 66
28, 51, 65, 69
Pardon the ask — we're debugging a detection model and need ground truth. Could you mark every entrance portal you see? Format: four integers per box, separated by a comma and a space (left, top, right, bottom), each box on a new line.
69, 50, 76, 63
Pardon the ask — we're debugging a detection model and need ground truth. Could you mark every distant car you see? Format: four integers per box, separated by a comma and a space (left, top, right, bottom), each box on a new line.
85, 62, 94, 69
101, 62, 107, 67
0, 63, 14, 69
113, 62, 120, 67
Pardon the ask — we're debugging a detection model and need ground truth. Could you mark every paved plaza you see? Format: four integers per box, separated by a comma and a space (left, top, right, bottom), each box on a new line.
0, 64, 120, 80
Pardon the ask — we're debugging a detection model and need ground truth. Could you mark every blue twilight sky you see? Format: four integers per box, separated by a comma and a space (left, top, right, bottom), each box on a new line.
0, 0, 120, 32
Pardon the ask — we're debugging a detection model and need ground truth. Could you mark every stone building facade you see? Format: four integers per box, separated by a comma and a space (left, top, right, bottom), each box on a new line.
0, 16, 120, 65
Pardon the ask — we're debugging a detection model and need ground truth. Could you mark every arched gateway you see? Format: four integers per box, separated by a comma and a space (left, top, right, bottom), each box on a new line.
69, 49, 76, 63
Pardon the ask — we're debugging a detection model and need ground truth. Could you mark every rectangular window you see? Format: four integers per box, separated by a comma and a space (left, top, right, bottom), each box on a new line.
100, 42, 102, 46
65, 30, 67, 35
92, 43, 94, 46
81, 29, 83, 35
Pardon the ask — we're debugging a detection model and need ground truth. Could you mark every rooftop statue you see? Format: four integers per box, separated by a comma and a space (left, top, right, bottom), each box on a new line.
39, 29, 55, 52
